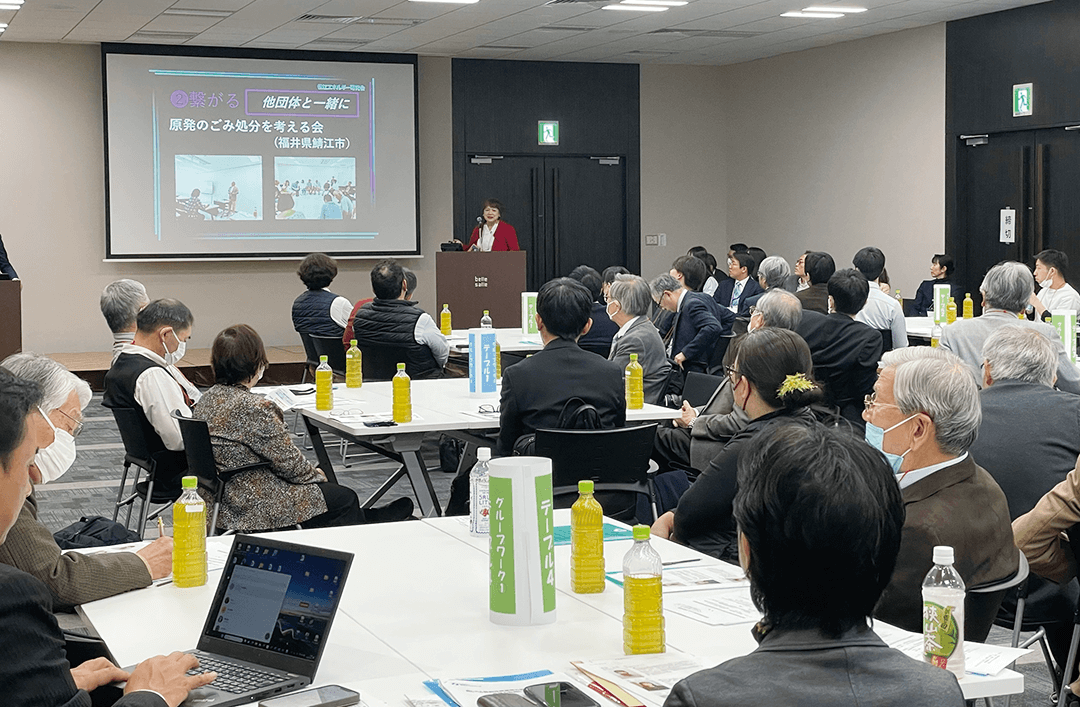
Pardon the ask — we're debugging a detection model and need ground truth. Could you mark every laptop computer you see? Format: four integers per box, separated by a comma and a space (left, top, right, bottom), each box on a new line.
126, 534, 354, 707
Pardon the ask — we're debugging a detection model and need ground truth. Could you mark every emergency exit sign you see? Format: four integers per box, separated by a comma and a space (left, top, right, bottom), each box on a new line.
538, 121, 559, 145
1013, 83, 1033, 117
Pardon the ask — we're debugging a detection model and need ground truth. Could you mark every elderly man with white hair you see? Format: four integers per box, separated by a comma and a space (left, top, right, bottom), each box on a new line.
606, 274, 672, 405
0, 353, 172, 609
863, 351, 1018, 641
940, 260, 1080, 394
100, 279, 150, 359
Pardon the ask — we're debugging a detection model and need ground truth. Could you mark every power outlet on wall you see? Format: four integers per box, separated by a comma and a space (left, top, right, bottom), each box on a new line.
645, 234, 666, 247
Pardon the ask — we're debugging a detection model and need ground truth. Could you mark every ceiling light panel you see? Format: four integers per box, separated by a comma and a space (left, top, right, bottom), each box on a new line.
781, 11, 845, 17
802, 5, 867, 11
603, 4, 668, 10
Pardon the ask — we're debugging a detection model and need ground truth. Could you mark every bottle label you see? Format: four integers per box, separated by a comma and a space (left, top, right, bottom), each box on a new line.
923, 600, 961, 667
470, 479, 490, 535
185, 504, 203, 513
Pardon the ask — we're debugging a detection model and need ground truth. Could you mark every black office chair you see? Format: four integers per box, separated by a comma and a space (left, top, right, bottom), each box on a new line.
681, 371, 724, 408
877, 329, 894, 353
706, 334, 734, 376
311, 334, 347, 376
534, 423, 659, 524
171, 411, 266, 536
109, 407, 176, 539
357, 342, 443, 381
1053, 526, 1080, 707
297, 332, 320, 383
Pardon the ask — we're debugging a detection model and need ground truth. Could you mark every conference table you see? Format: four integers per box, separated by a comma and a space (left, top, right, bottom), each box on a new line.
446, 327, 544, 354
79, 511, 1023, 706
287, 379, 679, 518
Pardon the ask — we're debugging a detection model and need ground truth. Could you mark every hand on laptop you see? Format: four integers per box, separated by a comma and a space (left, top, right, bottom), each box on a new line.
136, 535, 174, 580
71, 657, 130, 692
125, 652, 217, 707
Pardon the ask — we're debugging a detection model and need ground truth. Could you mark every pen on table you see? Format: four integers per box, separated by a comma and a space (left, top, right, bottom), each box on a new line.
157, 517, 166, 538
662, 558, 702, 567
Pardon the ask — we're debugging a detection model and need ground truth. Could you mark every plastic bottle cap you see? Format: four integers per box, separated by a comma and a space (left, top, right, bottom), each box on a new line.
350, 339, 357, 346
397, 363, 406, 370
320, 355, 327, 362
933, 545, 955, 565
443, 304, 448, 308
484, 310, 490, 314
629, 353, 638, 361
632, 524, 651, 541
181, 475, 197, 489
578, 479, 594, 494
477, 447, 492, 461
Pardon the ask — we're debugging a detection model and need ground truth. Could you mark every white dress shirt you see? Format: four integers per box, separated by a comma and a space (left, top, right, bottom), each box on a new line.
325, 289, 353, 328
414, 312, 450, 366
896, 452, 968, 490
119, 344, 191, 451
856, 286, 908, 349
703, 276, 718, 297
478, 222, 498, 252
1037, 282, 1080, 314
613, 316, 641, 340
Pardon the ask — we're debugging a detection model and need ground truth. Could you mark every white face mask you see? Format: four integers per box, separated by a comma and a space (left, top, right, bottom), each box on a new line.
35, 408, 77, 484
1040, 277, 1054, 290
163, 329, 186, 366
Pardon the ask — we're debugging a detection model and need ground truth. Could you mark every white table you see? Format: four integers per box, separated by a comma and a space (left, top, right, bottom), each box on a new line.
905, 316, 936, 340
296, 379, 680, 517
446, 328, 544, 354
80, 511, 1022, 705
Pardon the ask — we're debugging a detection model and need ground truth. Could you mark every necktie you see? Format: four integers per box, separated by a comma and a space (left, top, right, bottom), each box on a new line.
731, 281, 744, 309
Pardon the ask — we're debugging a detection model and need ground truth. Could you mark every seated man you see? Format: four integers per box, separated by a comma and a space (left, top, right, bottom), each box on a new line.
606, 274, 672, 405
0, 354, 172, 609
103, 299, 195, 499
569, 265, 619, 357
670, 254, 708, 293
291, 252, 352, 340
351, 259, 447, 379
714, 251, 763, 316
852, 246, 907, 351
865, 353, 1018, 641
496, 277, 626, 456
794, 251, 835, 314
665, 420, 964, 707
796, 269, 882, 427
940, 260, 1080, 394
100, 279, 149, 360
0, 368, 215, 706
650, 273, 723, 375
1031, 248, 1080, 318
741, 255, 791, 311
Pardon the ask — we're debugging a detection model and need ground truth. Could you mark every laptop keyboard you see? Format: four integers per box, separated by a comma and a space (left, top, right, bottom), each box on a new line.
187, 651, 285, 694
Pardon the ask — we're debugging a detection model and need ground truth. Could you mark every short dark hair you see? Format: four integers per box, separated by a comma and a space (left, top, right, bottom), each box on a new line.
746, 247, 767, 277
805, 252, 836, 285
828, 268, 871, 315
699, 252, 717, 276
297, 253, 338, 290
687, 246, 709, 258
482, 198, 504, 217
735, 328, 824, 409
852, 247, 886, 281
211, 324, 270, 386
729, 243, 749, 254
1036, 249, 1070, 282
568, 265, 603, 302
0, 369, 42, 470
602, 266, 631, 286
402, 268, 418, 299
136, 298, 193, 334
371, 258, 405, 300
731, 251, 757, 279
734, 419, 905, 637
671, 255, 706, 292
933, 253, 954, 276
537, 278, 593, 341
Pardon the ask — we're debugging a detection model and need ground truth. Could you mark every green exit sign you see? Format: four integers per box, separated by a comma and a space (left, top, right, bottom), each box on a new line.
1013, 83, 1033, 117
538, 121, 559, 145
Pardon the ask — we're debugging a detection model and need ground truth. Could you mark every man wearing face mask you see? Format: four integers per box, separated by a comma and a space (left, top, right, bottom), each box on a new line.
864, 352, 1018, 641
0, 353, 172, 609
1030, 249, 1080, 319
103, 299, 195, 500
606, 274, 671, 405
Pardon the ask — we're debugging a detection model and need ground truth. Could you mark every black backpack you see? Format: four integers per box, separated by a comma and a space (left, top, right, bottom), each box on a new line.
54, 516, 142, 550
512, 397, 602, 456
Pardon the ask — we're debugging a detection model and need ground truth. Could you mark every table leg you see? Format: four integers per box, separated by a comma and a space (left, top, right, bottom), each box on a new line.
387, 435, 442, 518
302, 414, 338, 484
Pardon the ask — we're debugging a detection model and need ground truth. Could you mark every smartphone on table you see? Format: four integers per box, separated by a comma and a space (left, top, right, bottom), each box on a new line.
523, 682, 600, 707
259, 685, 360, 707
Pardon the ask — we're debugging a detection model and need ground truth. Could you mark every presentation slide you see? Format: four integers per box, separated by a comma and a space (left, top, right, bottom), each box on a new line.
103, 46, 418, 259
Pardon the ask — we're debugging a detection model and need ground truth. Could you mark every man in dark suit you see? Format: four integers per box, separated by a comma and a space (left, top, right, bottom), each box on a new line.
742, 255, 792, 311
864, 355, 1018, 641
796, 269, 882, 428
714, 251, 764, 317
496, 278, 626, 456
795, 251, 835, 314
0, 233, 18, 280
0, 369, 215, 706
606, 274, 671, 405
650, 273, 723, 375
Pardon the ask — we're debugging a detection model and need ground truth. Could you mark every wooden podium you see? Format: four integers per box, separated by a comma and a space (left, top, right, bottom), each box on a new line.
436, 251, 526, 330
0, 280, 21, 360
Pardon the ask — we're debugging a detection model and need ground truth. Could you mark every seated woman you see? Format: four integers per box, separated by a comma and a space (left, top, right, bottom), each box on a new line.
912, 253, 957, 316
291, 252, 352, 340
195, 324, 412, 531
651, 328, 824, 561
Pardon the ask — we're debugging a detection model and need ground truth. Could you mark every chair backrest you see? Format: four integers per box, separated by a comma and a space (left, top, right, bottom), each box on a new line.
534, 424, 658, 522
707, 334, 734, 376
682, 371, 724, 408
110, 407, 156, 466
171, 411, 221, 495
298, 332, 320, 367
357, 342, 442, 381
877, 328, 894, 353
311, 334, 347, 375
967, 548, 1026, 642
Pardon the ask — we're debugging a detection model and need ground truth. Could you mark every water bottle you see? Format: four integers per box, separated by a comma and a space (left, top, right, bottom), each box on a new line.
345, 339, 362, 389
930, 323, 942, 348
922, 545, 965, 677
625, 354, 644, 410
895, 288, 903, 303
315, 355, 333, 411
963, 293, 974, 319
469, 448, 492, 536
946, 297, 957, 325
623, 525, 665, 654
480, 310, 493, 328
392, 363, 412, 423
571, 480, 605, 594
440, 304, 452, 336
172, 476, 207, 588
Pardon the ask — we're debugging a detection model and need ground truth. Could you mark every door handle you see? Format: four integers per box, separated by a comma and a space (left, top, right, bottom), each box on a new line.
552, 167, 560, 276
1034, 144, 1047, 256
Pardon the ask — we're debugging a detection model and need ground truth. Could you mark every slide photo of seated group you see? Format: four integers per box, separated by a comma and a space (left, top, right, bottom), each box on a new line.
175, 155, 261, 222
274, 157, 356, 221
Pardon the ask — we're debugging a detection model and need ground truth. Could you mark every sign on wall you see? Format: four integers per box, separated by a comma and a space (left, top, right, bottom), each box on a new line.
1013, 83, 1033, 117
538, 121, 559, 145
1000, 208, 1016, 243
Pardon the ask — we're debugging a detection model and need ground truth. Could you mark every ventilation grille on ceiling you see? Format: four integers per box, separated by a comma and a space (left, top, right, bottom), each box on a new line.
305, 38, 370, 48
626, 49, 676, 56
129, 29, 201, 41
297, 14, 421, 27
545, 0, 606, 4
536, 25, 596, 32
650, 28, 764, 38
477, 45, 531, 50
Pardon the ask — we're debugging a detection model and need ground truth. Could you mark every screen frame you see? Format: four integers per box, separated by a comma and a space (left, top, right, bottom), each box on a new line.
101, 42, 421, 261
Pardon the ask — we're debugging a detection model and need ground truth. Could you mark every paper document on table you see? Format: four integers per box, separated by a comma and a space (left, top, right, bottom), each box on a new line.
426, 670, 568, 707
63, 540, 151, 557
665, 592, 762, 626
874, 623, 1030, 676
571, 654, 705, 707
406, 694, 448, 707
606, 563, 748, 592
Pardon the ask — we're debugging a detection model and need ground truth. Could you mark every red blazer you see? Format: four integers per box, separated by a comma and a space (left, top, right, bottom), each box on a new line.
467, 222, 519, 252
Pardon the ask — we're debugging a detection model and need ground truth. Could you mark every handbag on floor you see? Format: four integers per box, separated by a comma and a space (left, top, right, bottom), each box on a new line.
54, 516, 142, 550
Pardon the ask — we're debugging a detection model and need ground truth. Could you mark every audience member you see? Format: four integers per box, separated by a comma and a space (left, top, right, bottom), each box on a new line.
650, 273, 722, 375
651, 328, 824, 561
794, 251, 835, 314
606, 274, 672, 405
569, 265, 619, 357
664, 420, 964, 707
727, 243, 749, 261
715, 251, 762, 316
742, 255, 790, 310
0, 353, 172, 608
100, 279, 149, 359
912, 253, 956, 316
0, 368, 215, 707
794, 250, 812, 291
688, 248, 720, 296
291, 253, 352, 339
350, 259, 448, 379
878, 266, 892, 293
745, 247, 767, 277
1031, 248, 1080, 318
103, 299, 195, 498
601, 265, 631, 300
852, 247, 908, 350
496, 278, 626, 455
940, 260, 1080, 394
796, 269, 882, 427
865, 355, 1018, 640
670, 255, 707, 293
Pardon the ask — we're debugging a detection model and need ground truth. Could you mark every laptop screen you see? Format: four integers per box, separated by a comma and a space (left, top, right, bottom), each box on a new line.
204, 538, 351, 663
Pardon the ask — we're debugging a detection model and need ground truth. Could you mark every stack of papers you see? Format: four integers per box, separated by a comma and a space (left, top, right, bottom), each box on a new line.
605, 564, 748, 592
874, 623, 1031, 677
571, 653, 706, 707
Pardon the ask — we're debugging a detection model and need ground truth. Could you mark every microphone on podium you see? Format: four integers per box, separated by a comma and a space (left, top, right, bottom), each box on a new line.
470, 216, 483, 251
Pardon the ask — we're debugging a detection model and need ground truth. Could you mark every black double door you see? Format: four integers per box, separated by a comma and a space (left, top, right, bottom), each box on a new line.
462, 155, 627, 290
954, 127, 1080, 306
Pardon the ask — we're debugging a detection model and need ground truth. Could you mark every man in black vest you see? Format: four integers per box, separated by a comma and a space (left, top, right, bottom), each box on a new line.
103, 299, 195, 499
351, 259, 448, 379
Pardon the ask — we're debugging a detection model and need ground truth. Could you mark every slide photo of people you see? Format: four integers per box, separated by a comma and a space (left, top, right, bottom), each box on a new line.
273, 157, 356, 220
174, 155, 262, 221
